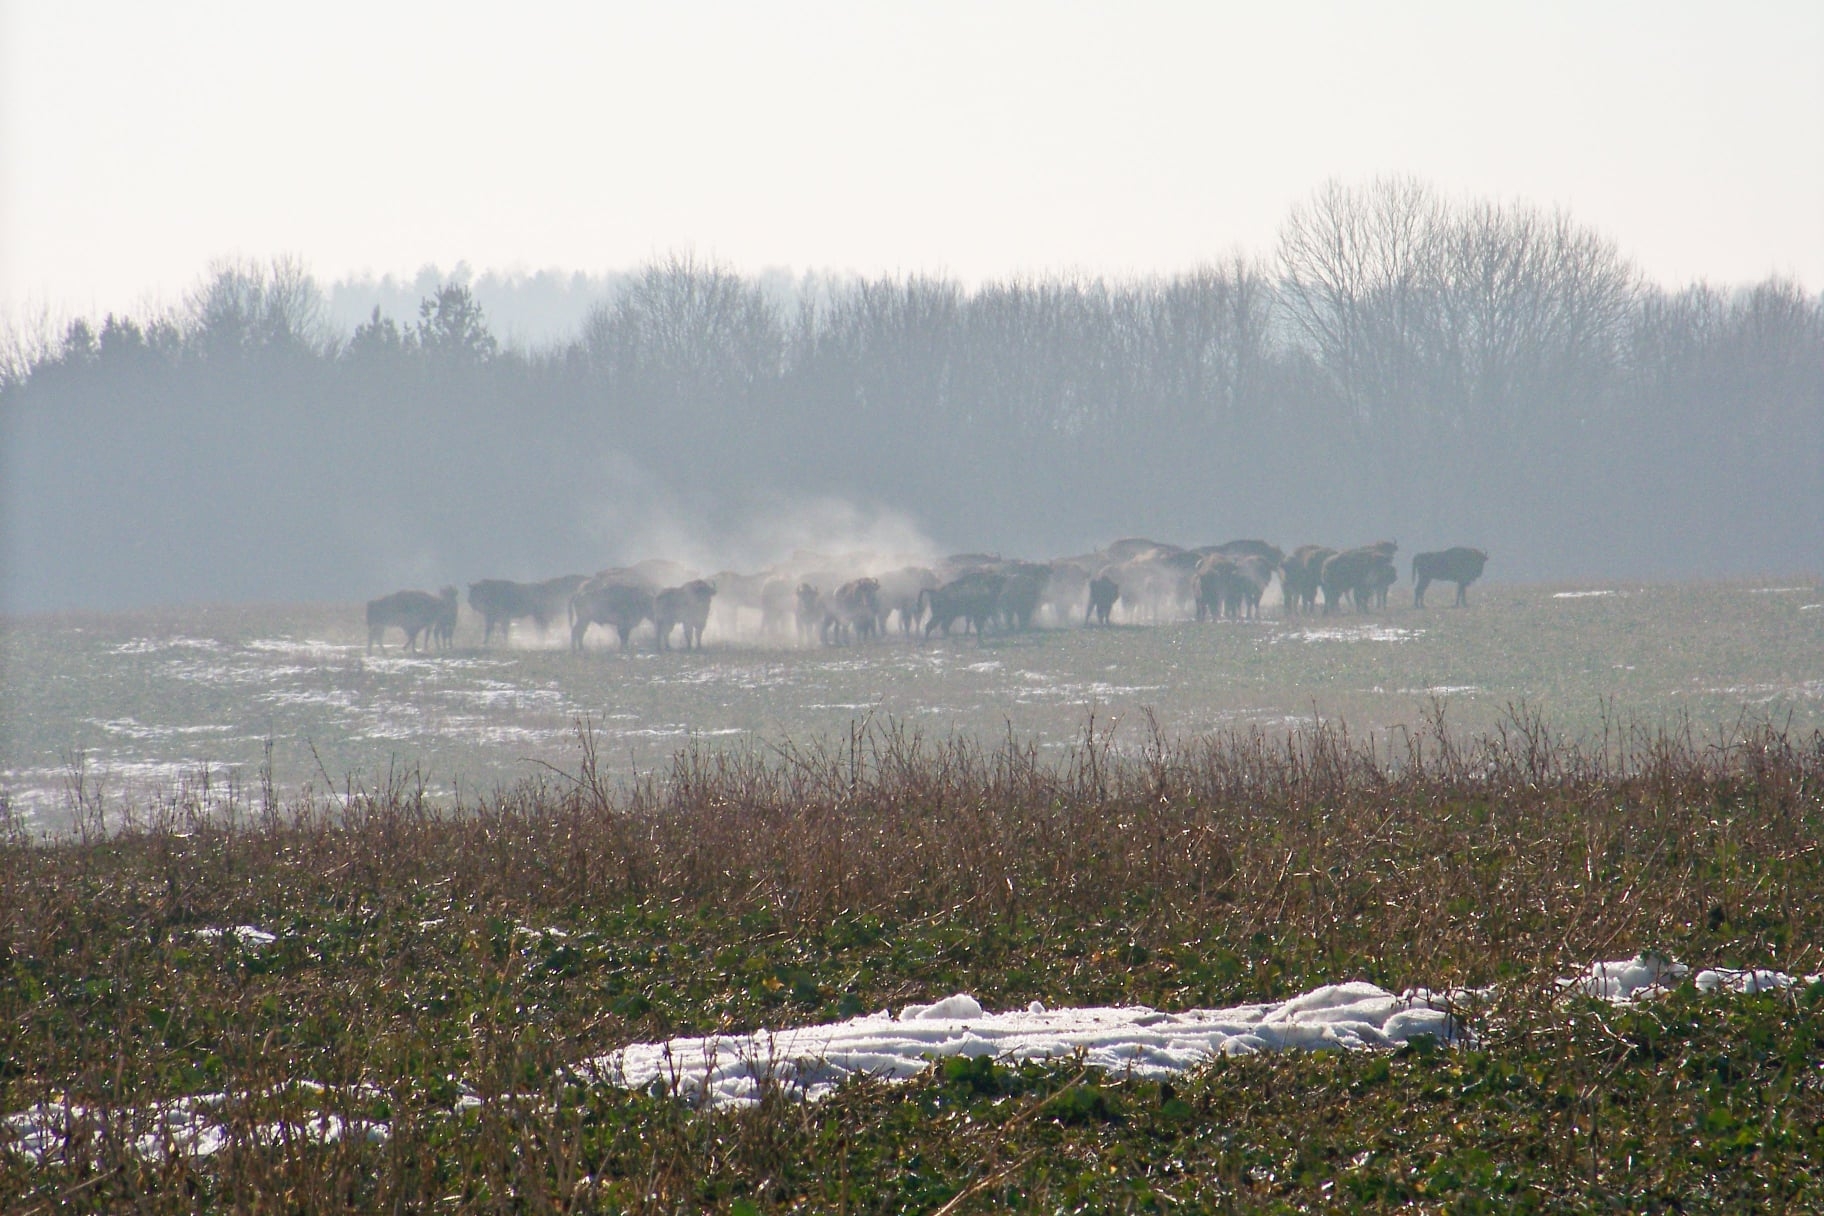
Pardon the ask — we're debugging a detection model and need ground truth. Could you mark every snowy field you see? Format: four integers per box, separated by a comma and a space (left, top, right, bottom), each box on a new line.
8, 953, 1814, 1162
4, 580, 1821, 832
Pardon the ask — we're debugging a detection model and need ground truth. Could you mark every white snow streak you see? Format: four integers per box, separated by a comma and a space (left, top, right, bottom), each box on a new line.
5, 955, 1816, 1161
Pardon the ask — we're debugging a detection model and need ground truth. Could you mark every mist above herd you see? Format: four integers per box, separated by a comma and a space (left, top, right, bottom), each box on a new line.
2, 179, 1819, 615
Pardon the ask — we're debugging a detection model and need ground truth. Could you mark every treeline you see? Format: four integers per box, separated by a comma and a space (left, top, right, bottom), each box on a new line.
2, 179, 1819, 611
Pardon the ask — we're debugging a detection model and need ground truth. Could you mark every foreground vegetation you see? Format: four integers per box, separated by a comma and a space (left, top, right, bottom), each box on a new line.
4, 713, 1823, 1212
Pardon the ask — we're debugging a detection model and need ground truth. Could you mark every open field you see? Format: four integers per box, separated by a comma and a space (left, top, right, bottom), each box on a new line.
2, 713, 1822, 1211
5, 578, 1824, 1210
4, 579, 1822, 833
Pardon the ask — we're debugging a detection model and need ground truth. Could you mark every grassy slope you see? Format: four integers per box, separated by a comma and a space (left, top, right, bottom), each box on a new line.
3, 719, 1823, 1212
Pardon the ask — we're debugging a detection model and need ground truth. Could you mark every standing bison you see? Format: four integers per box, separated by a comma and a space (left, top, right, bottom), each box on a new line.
1319, 543, 1398, 614
995, 562, 1051, 631
1195, 554, 1272, 620
654, 579, 717, 651
826, 578, 882, 644
920, 570, 1006, 640
1413, 548, 1489, 607
367, 587, 457, 652
570, 577, 656, 653
875, 565, 938, 635
1085, 571, 1120, 625
1281, 545, 1336, 615
469, 575, 586, 645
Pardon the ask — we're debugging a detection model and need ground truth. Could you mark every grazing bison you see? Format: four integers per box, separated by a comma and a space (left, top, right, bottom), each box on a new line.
469, 575, 585, 644
921, 570, 1006, 640
570, 578, 656, 652
1085, 571, 1120, 625
1413, 547, 1489, 607
367, 587, 457, 652
654, 579, 717, 651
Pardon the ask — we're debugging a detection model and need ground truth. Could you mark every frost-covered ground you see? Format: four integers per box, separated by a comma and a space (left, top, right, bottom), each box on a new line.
7, 953, 1815, 1161
4, 580, 1821, 832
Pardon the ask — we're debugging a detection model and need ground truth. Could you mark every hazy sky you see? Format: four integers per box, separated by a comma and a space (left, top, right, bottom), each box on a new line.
3, 1, 1820, 324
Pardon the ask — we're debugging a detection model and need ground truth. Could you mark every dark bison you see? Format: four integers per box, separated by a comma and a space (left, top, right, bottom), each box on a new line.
654, 579, 717, 651
995, 561, 1051, 631
367, 587, 457, 652
1320, 544, 1398, 614
826, 578, 882, 644
1359, 559, 1398, 610
570, 578, 656, 652
921, 570, 1006, 640
1196, 554, 1272, 620
1281, 545, 1336, 615
468, 575, 585, 644
1085, 571, 1120, 625
1413, 547, 1489, 607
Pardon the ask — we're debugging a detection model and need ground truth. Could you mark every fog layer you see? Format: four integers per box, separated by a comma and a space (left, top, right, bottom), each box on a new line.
3, 180, 1819, 613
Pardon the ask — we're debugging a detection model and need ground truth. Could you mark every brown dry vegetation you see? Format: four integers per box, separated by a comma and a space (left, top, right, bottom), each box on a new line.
3, 710, 1823, 1211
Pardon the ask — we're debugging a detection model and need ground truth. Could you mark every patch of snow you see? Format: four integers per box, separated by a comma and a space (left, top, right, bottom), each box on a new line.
109, 637, 224, 655
244, 638, 354, 657
194, 925, 278, 949
1558, 955, 1689, 1002
1275, 626, 1419, 644
589, 983, 1466, 1107
4, 1094, 386, 1164
1694, 968, 1815, 995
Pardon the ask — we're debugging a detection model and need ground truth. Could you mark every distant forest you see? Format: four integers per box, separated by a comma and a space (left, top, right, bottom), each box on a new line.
3, 179, 1819, 612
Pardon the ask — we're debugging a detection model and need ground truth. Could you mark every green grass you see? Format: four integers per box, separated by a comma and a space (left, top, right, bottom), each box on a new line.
3, 714, 1822, 1211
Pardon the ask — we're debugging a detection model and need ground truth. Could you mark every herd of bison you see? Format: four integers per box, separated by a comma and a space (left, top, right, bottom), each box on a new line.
363, 540, 1490, 654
